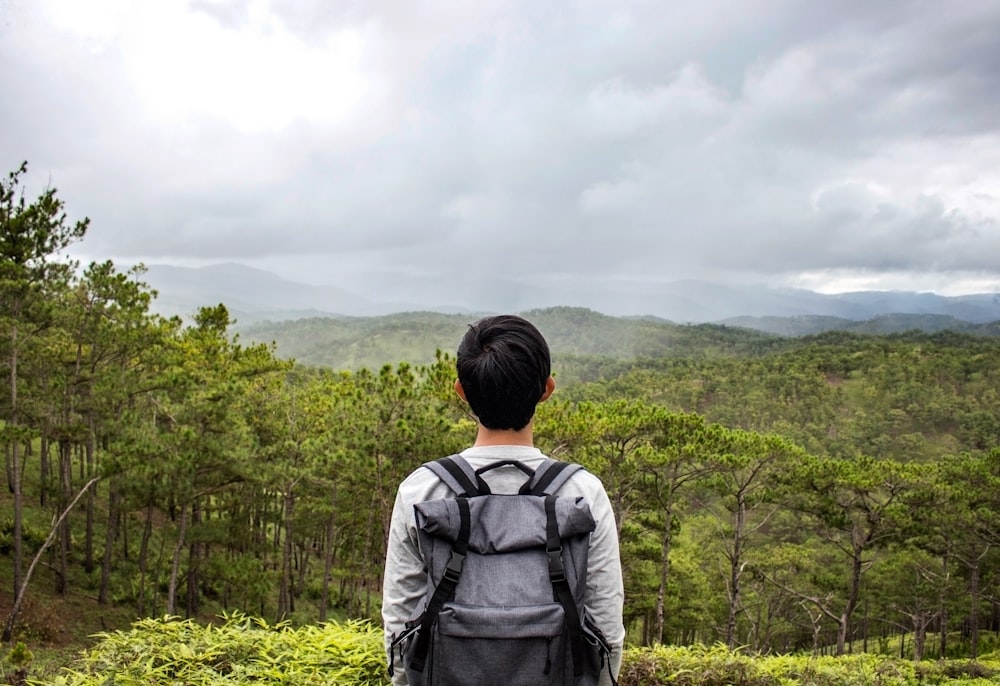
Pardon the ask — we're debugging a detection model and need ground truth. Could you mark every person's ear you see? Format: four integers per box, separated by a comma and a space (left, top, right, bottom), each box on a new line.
539, 376, 556, 402
454, 379, 468, 402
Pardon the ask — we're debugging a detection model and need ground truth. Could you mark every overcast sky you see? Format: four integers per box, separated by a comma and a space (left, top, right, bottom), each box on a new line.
3, 0, 1000, 311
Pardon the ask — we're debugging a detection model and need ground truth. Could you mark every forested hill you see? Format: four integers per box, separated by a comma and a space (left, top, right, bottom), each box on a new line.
233, 306, 1000, 369
722, 312, 1000, 337
232, 307, 777, 368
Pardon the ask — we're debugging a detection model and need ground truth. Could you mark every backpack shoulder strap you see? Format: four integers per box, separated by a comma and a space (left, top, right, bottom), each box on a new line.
408, 496, 472, 673
545, 494, 586, 676
521, 458, 585, 496
423, 454, 488, 496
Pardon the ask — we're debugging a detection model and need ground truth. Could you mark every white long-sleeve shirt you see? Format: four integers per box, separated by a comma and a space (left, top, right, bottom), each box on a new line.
381, 445, 625, 686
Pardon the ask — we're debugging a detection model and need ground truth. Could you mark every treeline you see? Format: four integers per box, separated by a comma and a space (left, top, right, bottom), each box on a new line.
2, 163, 1000, 661
234, 306, 1000, 371
233, 307, 790, 370
557, 329, 1000, 459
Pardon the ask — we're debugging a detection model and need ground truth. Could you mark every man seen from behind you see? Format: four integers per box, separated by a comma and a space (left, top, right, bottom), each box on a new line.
381, 314, 625, 685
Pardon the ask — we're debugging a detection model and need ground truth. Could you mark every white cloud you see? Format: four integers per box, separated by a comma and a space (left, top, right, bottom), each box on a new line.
57, 1, 370, 133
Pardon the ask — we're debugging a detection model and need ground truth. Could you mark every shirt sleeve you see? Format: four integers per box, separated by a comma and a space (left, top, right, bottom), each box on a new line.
381, 484, 426, 686
581, 477, 626, 685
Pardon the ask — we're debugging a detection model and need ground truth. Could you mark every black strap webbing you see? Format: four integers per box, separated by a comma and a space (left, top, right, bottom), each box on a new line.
524, 460, 573, 495
435, 456, 485, 496
545, 495, 585, 677
409, 497, 471, 673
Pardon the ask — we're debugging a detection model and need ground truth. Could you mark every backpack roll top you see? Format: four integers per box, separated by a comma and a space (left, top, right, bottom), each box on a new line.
414, 494, 596, 553
415, 495, 594, 611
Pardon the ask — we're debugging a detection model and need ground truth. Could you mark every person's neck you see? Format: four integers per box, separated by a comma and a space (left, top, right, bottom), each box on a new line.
472, 423, 535, 448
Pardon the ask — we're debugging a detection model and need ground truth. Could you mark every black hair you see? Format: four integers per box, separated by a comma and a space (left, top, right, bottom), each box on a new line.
456, 314, 551, 431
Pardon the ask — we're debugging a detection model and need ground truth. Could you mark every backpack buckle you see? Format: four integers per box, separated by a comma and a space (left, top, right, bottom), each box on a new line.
444, 551, 466, 582
547, 548, 565, 583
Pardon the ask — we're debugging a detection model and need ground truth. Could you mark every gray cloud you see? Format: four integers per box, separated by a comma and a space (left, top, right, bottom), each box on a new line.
2, 0, 1000, 310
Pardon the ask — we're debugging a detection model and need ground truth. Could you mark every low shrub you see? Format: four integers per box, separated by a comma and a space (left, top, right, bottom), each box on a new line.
618, 644, 1000, 686
0, 518, 47, 554
45, 612, 386, 686
620, 643, 781, 686
35, 619, 1000, 686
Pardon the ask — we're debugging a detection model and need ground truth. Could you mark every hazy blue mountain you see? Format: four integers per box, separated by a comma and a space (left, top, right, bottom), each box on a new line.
648, 281, 1000, 323
138, 263, 384, 322
722, 314, 1000, 337
135, 262, 1000, 326
234, 307, 786, 369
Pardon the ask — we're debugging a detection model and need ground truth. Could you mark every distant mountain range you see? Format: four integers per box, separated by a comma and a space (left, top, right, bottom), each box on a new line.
136, 262, 1000, 334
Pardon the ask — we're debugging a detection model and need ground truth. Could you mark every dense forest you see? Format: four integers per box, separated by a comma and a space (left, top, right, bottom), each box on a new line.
3, 162, 1000, 665
233, 308, 1000, 371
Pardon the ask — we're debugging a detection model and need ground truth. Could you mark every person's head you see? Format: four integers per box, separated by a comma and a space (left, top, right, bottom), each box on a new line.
455, 315, 553, 431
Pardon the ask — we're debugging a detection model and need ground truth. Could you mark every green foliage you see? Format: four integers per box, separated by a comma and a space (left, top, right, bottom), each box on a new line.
0, 518, 47, 553
40, 622, 1000, 686
3, 642, 35, 686
7, 303, 1000, 658
9, 163, 1000, 669
49, 613, 387, 686
618, 643, 1000, 686
6, 642, 35, 669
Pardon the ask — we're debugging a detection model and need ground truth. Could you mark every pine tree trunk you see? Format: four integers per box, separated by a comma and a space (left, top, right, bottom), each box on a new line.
167, 503, 189, 616
56, 440, 73, 595
913, 614, 928, 661
319, 504, 336, 623
970, 562, 981, 659
296, 542, 309, 604
836, 547, 864, 656
186, 501, 202, 617
654, 519, 672, 644
726, 492, 746, 649
84, 430, 96, 574
39, 436, 49, 508
11, 439, 23, 601
278, 488, 295, 620
939, 552, 949, 658
98, 485, 120, 604
137, 504, 154, 616
9, 324, 23, 601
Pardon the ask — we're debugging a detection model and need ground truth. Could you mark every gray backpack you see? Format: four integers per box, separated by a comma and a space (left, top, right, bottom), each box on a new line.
389, 455, 615, 686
